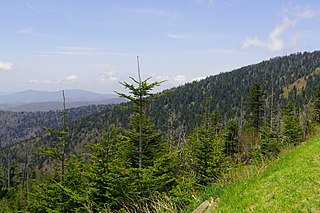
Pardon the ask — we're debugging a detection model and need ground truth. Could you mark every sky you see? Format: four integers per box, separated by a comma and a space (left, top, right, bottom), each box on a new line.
1, 0, 320, 94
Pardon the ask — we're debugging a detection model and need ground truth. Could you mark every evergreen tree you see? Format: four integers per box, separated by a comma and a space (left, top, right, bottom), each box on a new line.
283, 102, 303, 145
258, 123, 282, 156
247, 83, 266, 132
223, 120, 239, 159
124, 113, 165, 168
83, 127, 133, 211
188, 110, 228, 186
313, 85, 320, 124
115, 56, 167, 169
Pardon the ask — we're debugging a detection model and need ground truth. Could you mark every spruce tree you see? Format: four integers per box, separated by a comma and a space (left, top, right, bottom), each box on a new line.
224, 120, 239, 159
115, 56, 166, 169
283, 102, 303, 145
188, 110, 228, 186
313, 85, 320, 124
247, 83, 266, 133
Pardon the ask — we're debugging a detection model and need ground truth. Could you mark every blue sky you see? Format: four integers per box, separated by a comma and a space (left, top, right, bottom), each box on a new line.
0, 0, 320, 94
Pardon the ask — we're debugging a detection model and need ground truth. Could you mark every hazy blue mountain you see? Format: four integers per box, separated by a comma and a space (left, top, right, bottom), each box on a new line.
0, 98, 126, 112
0, 92, 9, 96
0, 89, 118, 104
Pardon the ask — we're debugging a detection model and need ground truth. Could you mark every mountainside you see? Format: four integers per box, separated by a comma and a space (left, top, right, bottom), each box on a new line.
150, 51, 320, 132
0, 104, 114, 146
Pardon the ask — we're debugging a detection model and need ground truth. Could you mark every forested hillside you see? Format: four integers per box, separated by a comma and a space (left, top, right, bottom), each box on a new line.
2, 51, 320, 212
150, 51, 320, 132
0, 105, 113, 146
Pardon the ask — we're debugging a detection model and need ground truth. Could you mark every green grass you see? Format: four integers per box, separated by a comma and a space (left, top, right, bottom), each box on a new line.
207, 135, 320, 212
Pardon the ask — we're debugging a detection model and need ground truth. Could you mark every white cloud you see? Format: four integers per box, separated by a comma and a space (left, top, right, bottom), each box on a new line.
193, 76, 206, 81
29, 80, 40, 84
38, 47, 103, 56
173, 75, 187, 85
96, 71, 118, 82
65, 75, 78, 81
268, 17, 295, 52
26, 2, 36, 10
118, 7, 180, 19
0, 60, 13, 71
153, 74, 187, 86
191, 0, 216, 6
241, 36, 265, 50
29, 78, 64, 84
166, 33, 191, 40
296, 8, 320, 18
29, 79, 55, 84
241, 6, 320, 52
153, 74, 169, 81
241, 17, 295, 52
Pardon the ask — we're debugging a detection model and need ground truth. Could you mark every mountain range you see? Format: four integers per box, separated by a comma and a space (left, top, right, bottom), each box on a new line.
0, 89, 125, 111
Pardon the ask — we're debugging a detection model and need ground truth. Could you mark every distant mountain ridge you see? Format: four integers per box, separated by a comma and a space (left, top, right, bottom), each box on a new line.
0, 89, 125, 112
0, 104, 116, 146
1, 98, 125, 112
0, 89, 118, 104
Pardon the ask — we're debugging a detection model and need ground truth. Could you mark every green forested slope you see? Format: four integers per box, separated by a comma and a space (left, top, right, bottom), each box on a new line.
0, 105, 112, 146
150, 51, 320, 132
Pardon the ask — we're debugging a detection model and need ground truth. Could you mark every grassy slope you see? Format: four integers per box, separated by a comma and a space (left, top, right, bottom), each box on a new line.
210, 135, 320, 212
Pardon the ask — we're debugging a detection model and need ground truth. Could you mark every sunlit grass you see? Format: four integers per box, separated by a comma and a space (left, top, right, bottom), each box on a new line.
212, 135, 320, 212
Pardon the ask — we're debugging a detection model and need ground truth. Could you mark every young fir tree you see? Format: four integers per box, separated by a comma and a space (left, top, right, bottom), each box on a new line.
223, 120, 239, 159
258, 123, 282, 157
114, 57, 181, 210
282, 102, 303, 145
188, 108, 228, 186
115, 56, 167, 169
77, 127, 133, 211
313, 85, 320, 124
247, 83, 266, 133
124, 113, 164, 168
